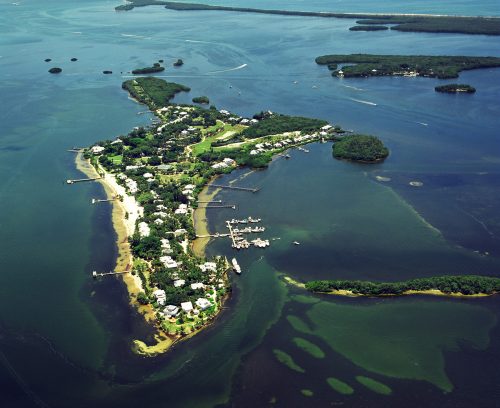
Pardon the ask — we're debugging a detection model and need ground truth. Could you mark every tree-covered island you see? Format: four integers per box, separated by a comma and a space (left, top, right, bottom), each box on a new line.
304, 275, 500, 297
435, 84, 476, 93
315, 54, 500, 79
82, 76, 342, 354
115, 1, 500, 36
131, 64, 165, 75
332, 134, 389, 163
192, 96, 209, 104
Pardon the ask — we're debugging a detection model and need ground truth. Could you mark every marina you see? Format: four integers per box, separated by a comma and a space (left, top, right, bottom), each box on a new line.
225, 217, 270, 250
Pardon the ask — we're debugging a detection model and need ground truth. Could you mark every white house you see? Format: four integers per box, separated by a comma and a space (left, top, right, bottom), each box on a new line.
90, 145, 105, 154
181, 301, 193, 313
153, 289, 166, 306
163, 305, 179, 318
160, 256, 178, 269
175, 203, 188, 215
191, 282, 205, 290
199, 262, 217, 273
195, 298, 211, 311
138, 222, 150, 237
173, 279, 186, 288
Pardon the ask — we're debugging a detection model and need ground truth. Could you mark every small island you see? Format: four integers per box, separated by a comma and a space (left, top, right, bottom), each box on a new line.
349, 25, 388, 31
103, 70, 113, 74
316, 54, 500, 79
132, 65, 165, 75
332, 134, 389, 163
44, 58, 52, 62
192, 96, 210, 104
173, 58, 184, 67
435, 84, 476, 93
48, 67, 62, 74
303, 275, 500, 297
71, 57, 78, 62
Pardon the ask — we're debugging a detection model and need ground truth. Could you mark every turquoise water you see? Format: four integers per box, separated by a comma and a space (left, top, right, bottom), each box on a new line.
1, 0, 500, 406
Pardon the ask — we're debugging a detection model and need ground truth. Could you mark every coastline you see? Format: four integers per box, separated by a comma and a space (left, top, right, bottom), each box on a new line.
75, 153, 156, 321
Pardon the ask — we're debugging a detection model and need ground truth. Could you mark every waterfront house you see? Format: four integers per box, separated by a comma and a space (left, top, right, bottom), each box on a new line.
195, 298, 211, 311
181, 301, 193, 313
163, 305, 179, 318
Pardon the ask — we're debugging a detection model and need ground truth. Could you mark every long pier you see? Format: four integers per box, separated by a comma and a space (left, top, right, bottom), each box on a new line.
200, 204, 236, 209
66, 177, 102, 185
198, 200, 222, 204
211, 184, 259, 193
196, 233, 230, 238
226, 221, 237, 247
92, 270, 129, 278
92, 198, 117, 204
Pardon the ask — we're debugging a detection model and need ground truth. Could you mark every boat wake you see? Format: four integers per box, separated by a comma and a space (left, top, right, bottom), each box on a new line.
416, 121, 429, 126
206, 64, 248, 74
342, 84, 364, 91
349, 97, 377, 106
121, 33, 149, 39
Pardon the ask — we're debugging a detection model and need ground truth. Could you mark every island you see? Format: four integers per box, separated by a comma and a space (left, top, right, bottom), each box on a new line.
79, 76, 341, 354
44, 58, 52, 62
192, 96, 209, 104
71, 57, 78, 62
349, 25, 388, 31
173, 58, 184, 67
435, 84, 476, 93
332, 134, 389, 163
131, 65, 165, 75
302, 275, 500, 297
48, 67, 62, 74
103, 70, 113, 74
316, 54, 500, 79
115, 1, 500, 36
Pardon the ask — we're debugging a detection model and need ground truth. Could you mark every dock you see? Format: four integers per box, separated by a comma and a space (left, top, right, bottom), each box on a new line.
200, 204, 236, 209
92, 270, 129, 278
211, 184, 259, 193
67, 148, 84, 153
196, 233, 230, 238
66, 177, 102, 185
198, 200, 222, 204
226, 221, 238, 247
92, 198, 117, 204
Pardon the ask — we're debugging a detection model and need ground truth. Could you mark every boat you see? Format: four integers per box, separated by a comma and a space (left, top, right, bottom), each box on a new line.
232, 258, 241, 274
285, 154, 291, 159
293, 241, 300, 245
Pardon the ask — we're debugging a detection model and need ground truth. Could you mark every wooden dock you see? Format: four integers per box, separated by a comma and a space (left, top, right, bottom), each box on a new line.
211, 184, 259, 193
226, 221, 237, 247
198, 200, 222, 204
199, 204, 236, 209
92, 270, 129, 278
91, 198, 117, 204
66, 177, 102, 185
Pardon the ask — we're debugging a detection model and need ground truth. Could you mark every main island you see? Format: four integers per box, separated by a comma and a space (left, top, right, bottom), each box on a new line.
79, 76, 345, 355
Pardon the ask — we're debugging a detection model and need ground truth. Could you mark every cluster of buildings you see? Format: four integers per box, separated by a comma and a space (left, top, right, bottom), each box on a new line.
211, 157, 237, 170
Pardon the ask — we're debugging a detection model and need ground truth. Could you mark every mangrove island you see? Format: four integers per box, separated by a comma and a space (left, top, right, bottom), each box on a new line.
435, 84, 476, 93
316, 54, 500, 79
332, 134, 389, 163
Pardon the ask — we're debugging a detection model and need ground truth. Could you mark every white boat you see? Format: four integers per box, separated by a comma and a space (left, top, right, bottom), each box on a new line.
232, 258, 241, 274
293, 241, 300, 245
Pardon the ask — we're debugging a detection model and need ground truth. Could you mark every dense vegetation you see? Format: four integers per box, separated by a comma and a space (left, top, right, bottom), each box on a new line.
173, 59, 184, 67
332, 135, 388, 162
354, 16, 500, 36
116, 1, 500, 36
316, 54, 500, 79
305, 275, 500, 296
349, 25, 388, 31
132, 65, 165, 74
122, 77, 190, 108
48, 67, 62, 74
192, 96, 209, 104
435, 84, 476, 93
242, 114, 327, 139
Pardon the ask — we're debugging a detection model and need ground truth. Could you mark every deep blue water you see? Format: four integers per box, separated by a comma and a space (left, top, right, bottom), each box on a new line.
1, 1, 500, 407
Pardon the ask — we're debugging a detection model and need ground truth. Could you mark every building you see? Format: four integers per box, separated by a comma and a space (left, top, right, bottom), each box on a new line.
199, 262, 217, 273
191, 282, 205, 290
153, 289, 166, 306
90, 145, 105, 154
173, 279, 185, 287
175, 203, 188, 215
195, 298, 211, 311
160, 256, 178, 269
181, 301, 193, 313
163, 305, 179, 318
138, 222, 150, 237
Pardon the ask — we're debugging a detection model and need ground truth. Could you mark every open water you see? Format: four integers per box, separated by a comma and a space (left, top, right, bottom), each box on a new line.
1, 0, 500, 407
